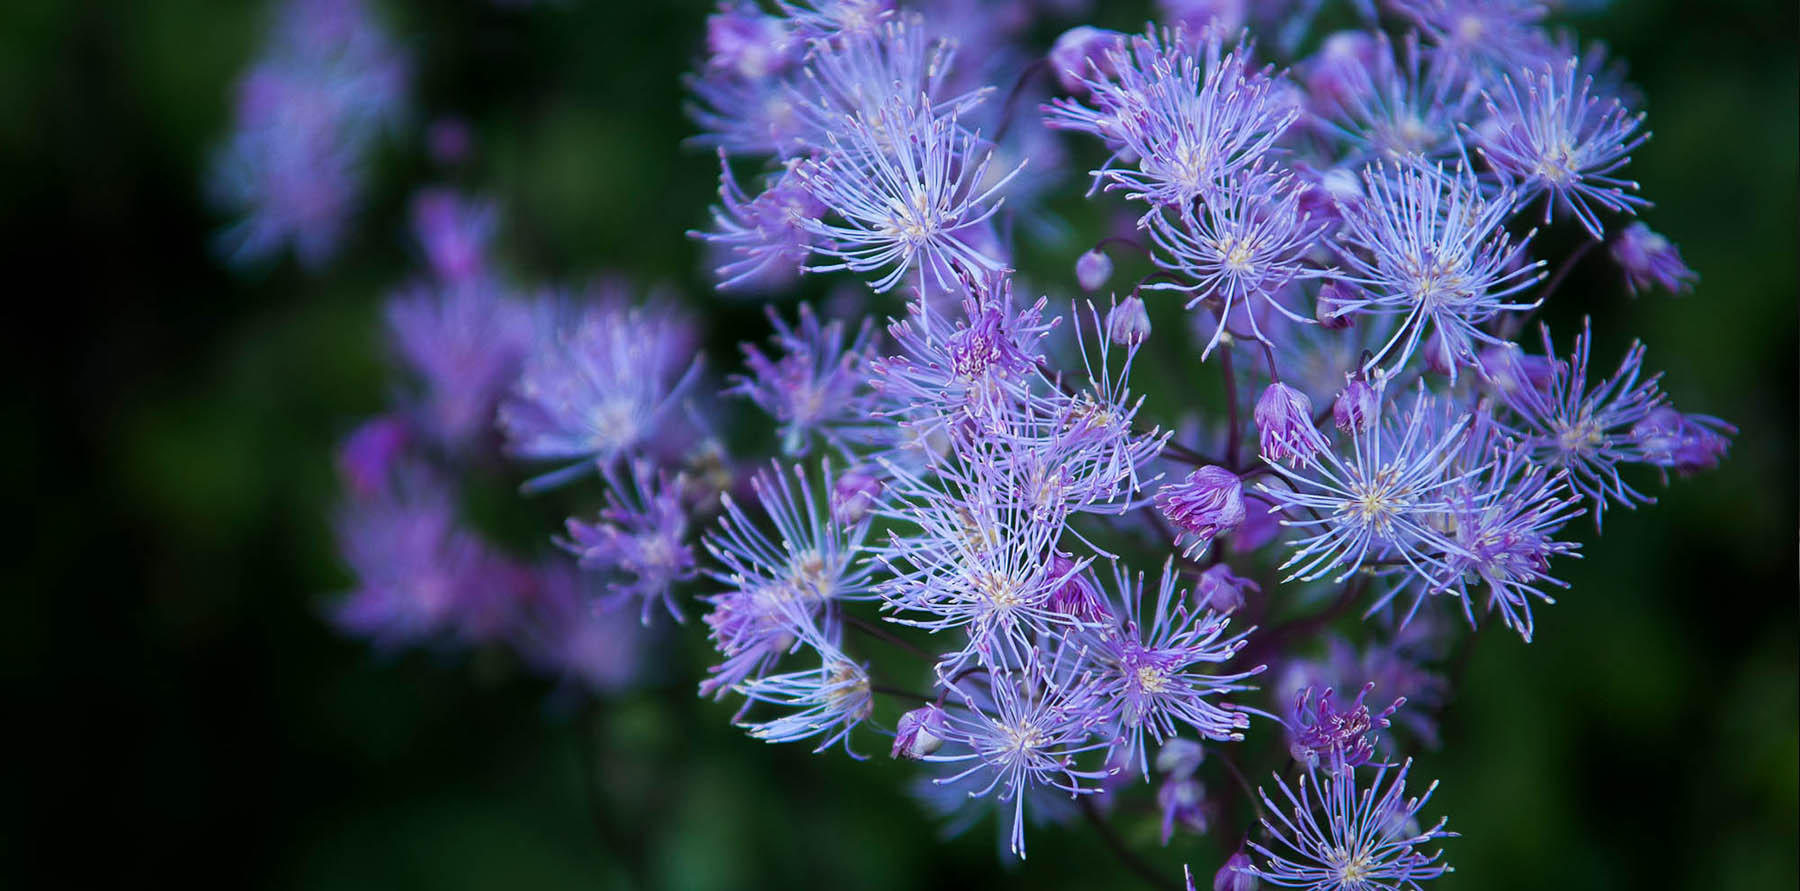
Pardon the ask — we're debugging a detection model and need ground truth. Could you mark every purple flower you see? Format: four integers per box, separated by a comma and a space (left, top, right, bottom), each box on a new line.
829, 466, 884, 525
1156, 738, 1206, 777
728, 303, 876, 455
1285, 684, 1403, 773
331, 468, 499, 649
208, 0, 408, 269
385, 282, 533, 451
922, 647, 1113, 858
734, 605, 874, 756
1156, 466, 1247, 556
795, 94, 1019, 294
1195, 563, 1260, 614
1144, 165, 1325, 356
509, 563, 648, 694
1262, 388, 1475, 583
705, 2, 800, 81
1393, 0, 1552, 77
893, 704, 953, 759
560, 460, 699, 624
1313, 32, 1478, 163
499, 294, 702, 490
871, 287, 1053, 438
1045, 31, 1297, 210
1249, 759, 1456, 890
1416, 445, 1582, 641
1090, 561, 1260, 778
1610, 222, 1696, 295
1632, 406, 1734, 476
1332, 160, 1544, 379
1491, 319, 1665, 527
693, 158, 828, 291
1475, 56, 1649, 238
1255, 383, 1329, 466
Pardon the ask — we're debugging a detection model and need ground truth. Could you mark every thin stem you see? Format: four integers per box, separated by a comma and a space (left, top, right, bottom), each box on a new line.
871, 683, 934, 703
1079, 796, 1181, 891
844, 613, 934, 662
1502, 237, 1598, 339
1222, 344, 1242, 469
993, 58, 1051, 143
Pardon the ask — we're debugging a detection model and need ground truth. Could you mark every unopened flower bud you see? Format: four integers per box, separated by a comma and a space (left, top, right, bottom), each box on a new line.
891, 705, 951, 759
1255, 383, 1327, 465
1632, 406, 1733, 474
1106, 294, 1151, 346
1194, 563, 1259, 614
1333, 379, 1377, 434
1314, 280, 1360, 329
1046, 553, 1111, 623
1077, 248, 1115, 293
830, 467, 883, 524
1049, 26, 1125, 94
1155, 466, 1245, 554
1214, 850, 1259, 891
1611, 222, 1696, 295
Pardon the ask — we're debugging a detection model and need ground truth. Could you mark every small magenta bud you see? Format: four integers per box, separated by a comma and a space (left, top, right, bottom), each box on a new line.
1106, 294, 1151, 346
1255, 383, 1327, 465
1611, 222, 1696, 295
891, 705, 951, 759
1049, 26, 1125, 94
1155, 466, 1246, 554
1314, 280, 1360, 329
1046, 553, 1112, 623
1214, 850, 1258, 891
1333, 379, 1378, 435
830, 467, 883, 525
1077, 248, 1115, 292
1194, 563, 1259, 614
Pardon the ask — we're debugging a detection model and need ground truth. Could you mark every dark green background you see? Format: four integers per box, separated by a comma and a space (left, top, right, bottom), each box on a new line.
4, 0, 1794, 887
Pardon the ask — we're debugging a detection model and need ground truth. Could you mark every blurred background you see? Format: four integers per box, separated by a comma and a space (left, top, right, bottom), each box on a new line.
4, 0, 1795, 888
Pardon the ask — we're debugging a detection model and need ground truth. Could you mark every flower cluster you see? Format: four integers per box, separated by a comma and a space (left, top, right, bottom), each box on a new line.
294, 0, 1733, 887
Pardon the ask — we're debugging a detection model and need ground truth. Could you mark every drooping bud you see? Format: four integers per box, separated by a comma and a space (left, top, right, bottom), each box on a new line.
1610, 222, 1696, 295
1049, 26, 1126, 94
1077, 248, 1115, 293
1333, 378, 1378, 434
1045, 553, 1111, 623
1214, 850, 1259, 891
1314, 280, 1360, 329
891, 705, 951, 759
1106, 294, 1151, 346
1632, 406, 1734, 475
1194, 563, 1259, 614
830, 467, 883, 525
1155, 466, 1246, 555
1255, 383, 1327, 465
